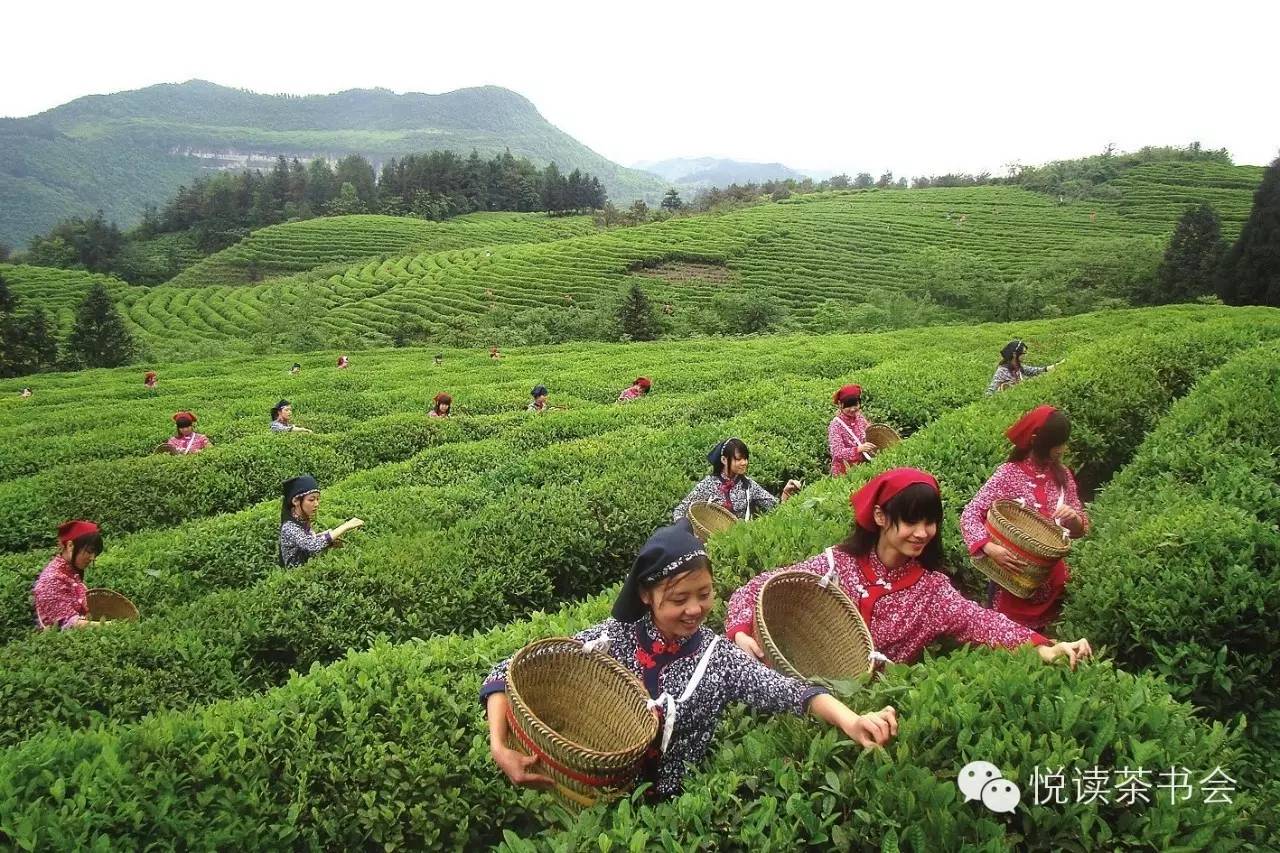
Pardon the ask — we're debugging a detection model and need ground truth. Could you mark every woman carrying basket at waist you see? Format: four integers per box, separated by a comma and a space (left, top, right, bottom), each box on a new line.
672, 438, 801, 523
727, 468, 1092, 668
480, 520, 898, 799
828, 384, 877, 476
32, 521, 104, 630
166, 411, 211, 454
961, 406, 1089, 630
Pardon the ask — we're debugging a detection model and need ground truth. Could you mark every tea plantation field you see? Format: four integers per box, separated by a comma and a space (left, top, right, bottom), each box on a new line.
0, 303, 1277, 850
5, 161, 1265, 360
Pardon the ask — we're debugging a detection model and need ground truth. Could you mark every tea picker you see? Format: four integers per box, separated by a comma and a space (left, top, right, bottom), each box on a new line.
481, 521, 898, 805
962, 406, 1090, 630
672, 438, 801, 523
727, 469, 1093, 670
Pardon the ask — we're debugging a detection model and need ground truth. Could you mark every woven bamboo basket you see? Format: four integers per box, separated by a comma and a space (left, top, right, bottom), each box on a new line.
754, 570, 875, 682
153, 442, 174, 455
972, 499, 1072, 598
687, 501, 738, 542
86, 588, 139, 622
865, 424, 902, 453
505, 636, 658, 810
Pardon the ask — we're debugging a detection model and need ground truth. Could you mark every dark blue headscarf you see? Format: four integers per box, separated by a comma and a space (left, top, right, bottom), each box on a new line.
612, 520, 708, 622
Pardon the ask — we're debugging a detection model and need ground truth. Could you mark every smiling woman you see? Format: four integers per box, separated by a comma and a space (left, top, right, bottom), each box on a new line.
726, 468, 1094, 670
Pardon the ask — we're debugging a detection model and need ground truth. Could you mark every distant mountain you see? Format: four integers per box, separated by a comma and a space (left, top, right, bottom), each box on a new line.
633, 157, 816, 188
0, 80, 668, 247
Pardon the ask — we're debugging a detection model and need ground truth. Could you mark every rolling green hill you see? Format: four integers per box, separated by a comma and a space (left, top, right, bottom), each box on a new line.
0, 80, 668, 247
4, 160, 1264, 359
166, 212, 601, 287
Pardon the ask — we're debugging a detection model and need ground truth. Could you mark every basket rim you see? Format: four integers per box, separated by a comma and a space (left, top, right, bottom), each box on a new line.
987, 499, 1071, 557
507, 636, 658, 763
688, 501, 738, 523
754, 569, 874, 679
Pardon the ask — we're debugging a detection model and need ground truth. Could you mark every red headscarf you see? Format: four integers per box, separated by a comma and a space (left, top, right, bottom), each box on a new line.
850, 468, 939, 531
172, 410, 197, 424
833, 384, 862, 406
1006, 405, 1057, 451
635, 377, 652, 391
57, 520, 100, 545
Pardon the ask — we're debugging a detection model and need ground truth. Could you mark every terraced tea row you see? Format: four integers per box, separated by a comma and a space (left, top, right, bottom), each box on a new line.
3, 305, 1273, 850
167, 212, 600, 287
5, 162, 1264, 357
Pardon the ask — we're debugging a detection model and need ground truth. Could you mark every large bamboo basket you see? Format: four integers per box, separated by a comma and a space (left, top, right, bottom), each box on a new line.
505, 637, 658, 810
865, 423, 902, 453
972, 499, 1072, 598
687, 501, 738, 542
86, 588, 139, 622
153, 442, 174, 455
754, 570, 875, 682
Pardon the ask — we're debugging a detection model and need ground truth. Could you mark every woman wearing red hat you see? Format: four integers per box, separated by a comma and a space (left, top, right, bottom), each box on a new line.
618, 377, 653, 403
165, 411, 212, 454
961, 406, 1089, 629
32, 521, 104, 630
727, 468, 1092, 668
828, 385, 876, 476
428, 393, 452, 418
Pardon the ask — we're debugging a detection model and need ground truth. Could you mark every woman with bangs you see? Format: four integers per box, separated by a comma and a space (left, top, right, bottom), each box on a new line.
726, 468, 1092, 668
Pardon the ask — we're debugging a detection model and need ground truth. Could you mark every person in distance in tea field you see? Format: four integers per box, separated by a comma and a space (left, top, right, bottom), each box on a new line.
617, 376, 652, 403
961, 406, 1089, 630
527, 385, 553, 412
278, 474, 364, 567
143, 370, 158, 390
165, 411, 211, 454
433, 353, 443, 367
986, 340, 1056, 394
480, 520, 898, 799
428, 392, 452, 418
337, 355, 350, 369
20, 387, 32, 398
727, 468, 1093, 669
490, 346, 502, 360
290, 363, 301, 375
270, 400, 313, 433
828, 384, 878, 475
672, 438, 801, 522
33, 520, 105, 630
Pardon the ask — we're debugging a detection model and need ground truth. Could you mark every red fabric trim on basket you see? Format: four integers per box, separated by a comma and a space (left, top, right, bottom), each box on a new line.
505, 706, 639, 789
984, 520, 1058, 568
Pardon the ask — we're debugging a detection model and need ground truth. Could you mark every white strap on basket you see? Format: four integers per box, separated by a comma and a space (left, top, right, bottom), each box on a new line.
818, 547, 839, 589
646, 636, 720, 753
870, 651, 891, 666
581, 636, 611, 655
1053, 489, 1071, 543
838, 417, 873, 463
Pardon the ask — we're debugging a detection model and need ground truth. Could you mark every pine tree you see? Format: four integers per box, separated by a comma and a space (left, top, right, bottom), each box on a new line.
1217, 155, 1280, 306
1153, 203, 1225, 303
24, 307, 58, 369
615, 283, 660, 341
661, 189, 683, 212
67, 283, 136, 368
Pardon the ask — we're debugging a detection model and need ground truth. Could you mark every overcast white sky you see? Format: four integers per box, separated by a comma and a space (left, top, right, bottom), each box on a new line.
4, 0, 1277, 177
